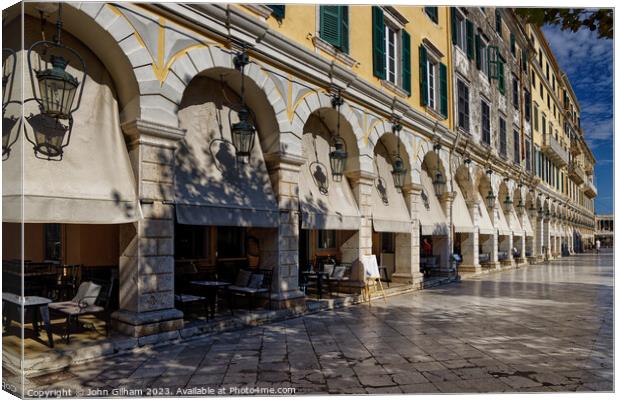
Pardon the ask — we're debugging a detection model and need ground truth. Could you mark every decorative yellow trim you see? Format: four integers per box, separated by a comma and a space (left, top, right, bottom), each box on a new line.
363, 117, 386, 146
289, 90, 315, 122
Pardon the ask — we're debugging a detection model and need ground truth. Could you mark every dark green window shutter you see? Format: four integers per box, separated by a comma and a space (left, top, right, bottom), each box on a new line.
320, 6, 341, 48
402, 30, 411, 96
475, 34, 481, 69
419, 45, 428, 106
269, 5, 285, 20
372, 6, 385, 80
450, 8, 457, 45
510, 32, 516, 55
425, 6, 438, 23
439, 63, 448, 118
340, 6, 349, 53
521, 49, 528, 71
466, 19, 474, 59
495, 9, 502, 36
498, 60, 505, 95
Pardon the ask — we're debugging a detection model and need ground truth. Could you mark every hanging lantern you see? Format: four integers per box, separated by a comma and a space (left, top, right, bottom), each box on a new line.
503, 195, 513, 209
391, 154, 407, 189
329, 135, 347, 181
485, 190, 496, 209
391, 118, 406, 189
517, 200, 525, 214
329, 92, 347, 180
433, 170, 447, 196
26, 3, 86, 159
231, 47, 256, 160
2, 114, 19, 160
2, 47, 20, 160
231, 107, 256, 158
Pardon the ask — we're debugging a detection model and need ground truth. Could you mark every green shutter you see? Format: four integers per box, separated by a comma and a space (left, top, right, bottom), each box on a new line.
510, 33, 516, 55
372, 6, 385, 80
269, 5, 285, 20
340, 6, 349, 53
402, 30, 411, 96
419, 45, 428, 106
439, 63, 448, 118
450, 8, 457, 45
475, 34, 481, 69
425, 7, 438, 23
498, 60, 505, 95
495, 9, 502, 35
521, 49, 528, 71
466, 19, 474, 59
320, 6, 341, 48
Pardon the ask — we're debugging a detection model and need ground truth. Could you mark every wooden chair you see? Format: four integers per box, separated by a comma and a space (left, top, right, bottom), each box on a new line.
228, 268, 273, 310
174, 261, 207, 316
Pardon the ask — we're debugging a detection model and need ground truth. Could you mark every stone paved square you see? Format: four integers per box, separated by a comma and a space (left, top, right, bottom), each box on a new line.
9, 252, 613, 395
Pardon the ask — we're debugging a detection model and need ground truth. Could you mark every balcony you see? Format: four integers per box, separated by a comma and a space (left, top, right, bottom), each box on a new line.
569, 161, 586, 185
542, 133, 569, 166
570, 140, 582, 155
584, 179, 597, 198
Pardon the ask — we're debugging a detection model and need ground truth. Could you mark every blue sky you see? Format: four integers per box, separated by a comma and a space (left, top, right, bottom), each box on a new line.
542, 22, 613, 214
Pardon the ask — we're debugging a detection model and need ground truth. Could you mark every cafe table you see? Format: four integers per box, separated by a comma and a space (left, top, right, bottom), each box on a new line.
2, 292, 54, 348
190, 281, 233, 318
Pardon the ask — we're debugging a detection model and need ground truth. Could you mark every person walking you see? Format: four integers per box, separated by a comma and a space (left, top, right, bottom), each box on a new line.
596, 239, 601, 254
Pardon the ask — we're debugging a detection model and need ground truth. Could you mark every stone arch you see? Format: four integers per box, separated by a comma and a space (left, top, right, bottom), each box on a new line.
414, 141, 451, 187
19, 3, 143, 124
367, 123, 414, 187
294, 91, 369, 174
454, 162, 475, 201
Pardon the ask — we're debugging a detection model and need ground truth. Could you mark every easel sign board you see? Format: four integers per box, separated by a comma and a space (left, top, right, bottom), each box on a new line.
361, 254, 380, 279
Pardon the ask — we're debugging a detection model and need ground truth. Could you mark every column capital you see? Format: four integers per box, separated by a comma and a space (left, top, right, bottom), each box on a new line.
122, 118, 186, 150
345, 169, 376, 184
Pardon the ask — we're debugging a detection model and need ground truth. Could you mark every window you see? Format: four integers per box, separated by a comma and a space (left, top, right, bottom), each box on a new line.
531, 71, 536, 88
372, 7, 411, 94
510, 32, 516, 56
539, 82, 543, 98
453, 8, 467, 52
542, 113, 546, 135
498, 56, 505, 95
427, 58, 436, 109
545, 62, 549, 80
385, 24, 398, 84
268, 5, 285, 20
381, 232, 395, 253
318, 230, 337, 249
44, 224, 62, 260
481, 100, 491, 145
552, 74, 556, 91
525, 138, 532, 171
175, 224, 210, 260
533, 104, 539, 131
512, 75, 519, 110
495, 9, 502, 38
477, 34, 489, 76
499, 116, 507, 156
425, 6, 438, 23
524, 90, 531, 122
217, 227, 245, 258
320, 6, 349, 53
538, 48, 542, 66
513, 129, 520, 164
457, 79, 469, 132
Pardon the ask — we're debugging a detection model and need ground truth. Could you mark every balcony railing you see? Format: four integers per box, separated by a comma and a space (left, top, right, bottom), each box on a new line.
584, 179, 597, 198
542, 133, 569, 166
569, 161, 586, 185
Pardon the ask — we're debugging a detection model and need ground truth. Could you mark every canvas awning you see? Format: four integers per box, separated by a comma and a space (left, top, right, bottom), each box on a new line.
494, 207, 512, 236
174, 80, 279, 227
508, 208, 524, 236
453, 182, 474, 233
370, 149, 411, 233
299, 132, 361, 230
3, 39, 141, 224
477, 197, 495, 235
418, 168, 448, 236
522, 211, 534, 237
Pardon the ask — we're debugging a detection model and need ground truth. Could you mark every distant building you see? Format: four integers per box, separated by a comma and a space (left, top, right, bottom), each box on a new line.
595, 214, 614, 247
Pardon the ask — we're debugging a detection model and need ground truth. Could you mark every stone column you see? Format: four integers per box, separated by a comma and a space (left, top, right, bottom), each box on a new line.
265, 153, 306, 309
534, 212, 544, 261
460, 200, 480, 273
543, 216, 551, 260
342, 171, 375, 288
392, 183, 424, 285
439, 192, 456, 273
112, 120, 185, 338
485, 205, 500, 269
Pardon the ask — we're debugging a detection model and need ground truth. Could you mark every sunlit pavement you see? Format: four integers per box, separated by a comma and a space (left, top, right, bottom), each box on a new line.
14, 251, 613, 395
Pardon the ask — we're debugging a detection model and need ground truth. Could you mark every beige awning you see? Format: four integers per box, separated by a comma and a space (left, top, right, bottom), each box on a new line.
477, 198, 495, 235
453, 182, 474, 233
522, 212, 534, 237
494, 207, 512, 236
174, 80, 279, 227
299, 133, 361, 230
418, 168, 448, 236
370, 149, 411, 233
3, 37, 141, 224
508, 208, 523, 236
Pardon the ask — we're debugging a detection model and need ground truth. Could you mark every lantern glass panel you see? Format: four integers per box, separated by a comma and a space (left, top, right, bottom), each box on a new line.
329, 136, 347, 180
433, 170, 446, 196
391, 156, 407, 189
231, 109, 256, 158
486, 191, 496, 208
36, 56, 79, 118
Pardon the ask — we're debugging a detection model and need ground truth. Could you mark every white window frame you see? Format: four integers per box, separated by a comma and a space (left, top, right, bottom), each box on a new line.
479, 35, 489, 77
384, 22, 399, 86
